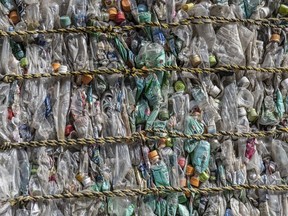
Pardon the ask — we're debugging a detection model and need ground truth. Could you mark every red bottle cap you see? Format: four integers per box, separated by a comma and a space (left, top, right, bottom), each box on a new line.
65, 125, 74, 136
8, 108, 14, 120
116, 11, 125, 24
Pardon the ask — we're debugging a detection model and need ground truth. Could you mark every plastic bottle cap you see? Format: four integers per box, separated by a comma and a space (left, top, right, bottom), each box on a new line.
138, 4, 148, 13
58, 65, 68, 73
278, 4, 288, 16
158, 109, 169, 120
104, 0, 115, 7
121, 0, 131, 12
60, 16, 71, 28
82, 176, 92, 187
116, 11, 126, 24
186, 165, 194, 176
8, 108, 14, 120
82, 75, 93, 85
180, 178, 187, 187
108, 7, 118, 21
190, 176, 200, 187
248, 108, 258, 122
52, 62, 61, 72
182, 3, 194, 12
178, 194, 187, 203
20, 57, 28, 68
65, 125, 74, 136
148, 150, 158, 160
209, 85, 221, 98
281, 78, 288, 89
238, 107, 247, 117
139, 12, 151, 23
9, 10, 20, 24
270, 34, 280, 43
191, 54, 202, 67
102, 12, 110, 22
165, 137, 172, 147
209, 54, 217, 67
199, 172, 210, 182
76, 173, 84, 182
31, 168, 38, 175
174, 80, 185, 92
158, 138, 166, 148
178, 157, 186, 169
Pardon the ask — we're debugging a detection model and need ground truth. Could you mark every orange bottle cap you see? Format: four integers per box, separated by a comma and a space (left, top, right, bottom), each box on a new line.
180, 178, 187, 187
82, 75, 93, 85
184, 191, 191, 197
148, 150, 158, 160
108, 7, 118, 21
9, 11, 20, 24
52, 62, 61, 72
190, 176, 200, 187
186, 165, 194, 176
270, 34, 280, 43
121, 0, 131, 12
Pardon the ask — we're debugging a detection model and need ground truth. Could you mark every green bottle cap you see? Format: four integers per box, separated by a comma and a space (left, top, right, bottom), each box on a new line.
174, 80, 185, 92
31, 168, 38, 175
209, 54, 217, 67
158, 109, 169, 121
248, 108, 258, 122
178, 194, 187, 204
20, 57, 28, 68
279, 4, 288, 16
60, 16, 71, 28
165, 137, 172, 147
199, 171, 210, 182
139, 12, 151, 23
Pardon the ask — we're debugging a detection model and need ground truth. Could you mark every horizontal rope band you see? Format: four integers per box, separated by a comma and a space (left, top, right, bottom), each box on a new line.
1, 128, 287, 151
0, 16, 288, 37
5, 184, 288, 206
2, 65, 288, 83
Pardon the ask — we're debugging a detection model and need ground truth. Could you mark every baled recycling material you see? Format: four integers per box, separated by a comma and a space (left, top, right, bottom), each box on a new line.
1, 0, 288, 216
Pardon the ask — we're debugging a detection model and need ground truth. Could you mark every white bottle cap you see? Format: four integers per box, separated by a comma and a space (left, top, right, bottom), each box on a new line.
58, 65, 68, 73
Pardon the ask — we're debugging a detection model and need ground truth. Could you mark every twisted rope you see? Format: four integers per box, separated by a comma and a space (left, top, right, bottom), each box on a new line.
5, 184, 288, 206
2, 65, 288, 83
1, 128, 287, 151
1, 16, 288, 37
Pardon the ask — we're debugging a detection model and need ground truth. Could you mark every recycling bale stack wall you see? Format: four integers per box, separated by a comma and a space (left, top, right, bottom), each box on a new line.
0, 0, 288, 216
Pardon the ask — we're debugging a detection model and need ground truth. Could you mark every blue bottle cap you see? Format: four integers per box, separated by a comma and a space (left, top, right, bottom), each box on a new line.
138, 4, 148, 13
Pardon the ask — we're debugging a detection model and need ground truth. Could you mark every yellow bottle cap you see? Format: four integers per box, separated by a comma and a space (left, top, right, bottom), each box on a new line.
82, 75, 93, 85
199, 171, 210, 182
278, 4, 288, 16
76, 173, 84, 182
182, 3, 194, 12
191, 54, 202, 67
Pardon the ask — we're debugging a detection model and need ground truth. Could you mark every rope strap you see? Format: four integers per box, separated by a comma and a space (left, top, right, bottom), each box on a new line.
5, 184, 288, 206
1, 16, 288, 37
2, 128, 287, 151
2, 65, 288, 83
